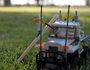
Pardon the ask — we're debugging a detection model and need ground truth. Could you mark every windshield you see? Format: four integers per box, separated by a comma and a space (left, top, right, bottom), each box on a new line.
49, 27, 78, 39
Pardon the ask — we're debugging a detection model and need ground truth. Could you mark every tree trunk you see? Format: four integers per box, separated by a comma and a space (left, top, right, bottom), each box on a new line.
35, 0, 40, 6
4, 0, 11, 6
86, 0, 90, 6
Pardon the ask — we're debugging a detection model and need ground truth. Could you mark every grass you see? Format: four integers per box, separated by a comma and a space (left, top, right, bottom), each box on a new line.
0, 6, 90, 13
0, 6, 90, 70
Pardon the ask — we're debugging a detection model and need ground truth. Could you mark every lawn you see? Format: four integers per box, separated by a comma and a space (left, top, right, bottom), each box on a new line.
0, 6, 90, 70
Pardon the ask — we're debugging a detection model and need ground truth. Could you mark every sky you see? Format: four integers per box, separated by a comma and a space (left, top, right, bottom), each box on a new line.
11, 0, 86, 6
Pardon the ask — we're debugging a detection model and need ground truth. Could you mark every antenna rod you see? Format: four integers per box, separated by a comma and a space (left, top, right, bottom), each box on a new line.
65, 5, 70, 50
64, 5, 70, 70
74, 11, 78, 22
59, 10, 62, 20
40, 5, 43, 51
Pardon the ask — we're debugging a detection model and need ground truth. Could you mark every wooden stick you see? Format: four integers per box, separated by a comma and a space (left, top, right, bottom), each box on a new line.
17, 14, 58, 62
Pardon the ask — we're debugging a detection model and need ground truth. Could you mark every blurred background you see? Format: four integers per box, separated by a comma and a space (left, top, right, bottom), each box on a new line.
0, 0, 90, 70
0, 0, 89, 6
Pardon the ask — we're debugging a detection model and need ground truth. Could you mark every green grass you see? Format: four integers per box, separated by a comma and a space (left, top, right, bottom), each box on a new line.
0, 6, 90, 13
0, 7, 90, 70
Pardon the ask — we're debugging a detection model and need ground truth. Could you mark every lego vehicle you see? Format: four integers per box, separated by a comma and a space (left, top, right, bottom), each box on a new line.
18, 5, 90, 70
36, 6, 89, 70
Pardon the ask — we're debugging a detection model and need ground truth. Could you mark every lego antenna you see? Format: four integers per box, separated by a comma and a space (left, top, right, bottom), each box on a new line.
65, 5, 70, 50
40, 5, 43, 51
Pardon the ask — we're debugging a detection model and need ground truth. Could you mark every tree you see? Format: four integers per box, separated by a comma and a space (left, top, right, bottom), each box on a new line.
35, 0, 44, 6
4, 0, 11, 6
86, 0, 90, 6
35, 0, 40, 6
